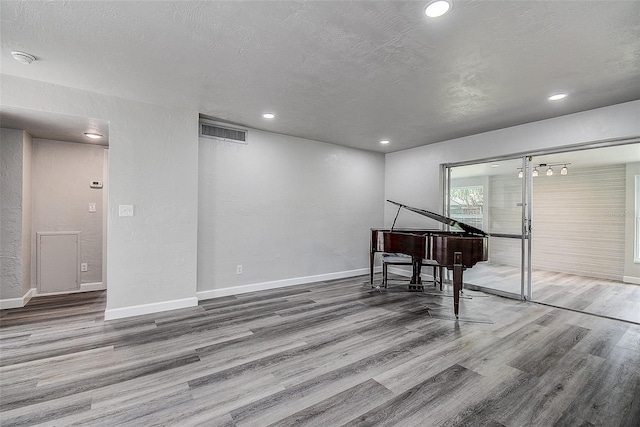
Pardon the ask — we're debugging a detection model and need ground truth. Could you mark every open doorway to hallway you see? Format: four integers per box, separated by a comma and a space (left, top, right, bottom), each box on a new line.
0, 107, 109, 308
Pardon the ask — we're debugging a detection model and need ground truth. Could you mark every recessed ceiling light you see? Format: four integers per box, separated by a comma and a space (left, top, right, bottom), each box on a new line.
83, 132, 103, 139
491, 164, 500, 168
425, 0, 451, 18
380, 140, 390, 145
262, 113, 275, 119
11, 51, 36, 65
548, 93, 567, 101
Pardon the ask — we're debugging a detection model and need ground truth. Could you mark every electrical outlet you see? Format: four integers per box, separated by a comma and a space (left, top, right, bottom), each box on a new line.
89, 203, 96, 213
81, 263, 88, 272
119, 205, 134, 217
236, 265, 243, 274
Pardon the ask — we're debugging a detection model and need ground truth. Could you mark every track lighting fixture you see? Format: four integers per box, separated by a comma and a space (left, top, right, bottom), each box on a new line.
517, 163, 570, 178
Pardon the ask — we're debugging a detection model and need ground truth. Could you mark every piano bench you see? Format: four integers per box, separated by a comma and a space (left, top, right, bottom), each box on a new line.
381, 253, 442, 290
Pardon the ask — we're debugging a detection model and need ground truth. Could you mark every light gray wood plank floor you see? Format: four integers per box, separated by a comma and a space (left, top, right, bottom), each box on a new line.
462, 263, 640, 324
1, 275, 639, 426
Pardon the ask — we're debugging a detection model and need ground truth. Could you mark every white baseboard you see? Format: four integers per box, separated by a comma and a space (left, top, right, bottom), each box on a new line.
104, 297, 198, 321
623, 276, 640, 285
197, 268, 372, 301
32, 282, 105, 297
0, 288, 35, 310
81, 282, 106, 292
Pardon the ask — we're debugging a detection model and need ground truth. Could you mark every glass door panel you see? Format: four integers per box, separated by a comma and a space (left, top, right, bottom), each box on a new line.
446, 157, 528, 299
528, 144, 640, 321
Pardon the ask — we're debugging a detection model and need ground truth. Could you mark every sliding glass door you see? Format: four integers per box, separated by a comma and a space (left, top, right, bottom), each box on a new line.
445, 157, 531, 300
444, 141, 639, 309
527, 144, 639, 318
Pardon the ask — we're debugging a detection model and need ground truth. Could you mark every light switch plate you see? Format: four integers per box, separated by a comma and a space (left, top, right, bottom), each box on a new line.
119, 205, 134, 217
89, 203, 96, 213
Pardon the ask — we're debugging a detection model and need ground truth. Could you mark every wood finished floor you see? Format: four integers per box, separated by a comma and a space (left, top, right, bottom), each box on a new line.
463, 263, 640, 324
1, 276, 639, 426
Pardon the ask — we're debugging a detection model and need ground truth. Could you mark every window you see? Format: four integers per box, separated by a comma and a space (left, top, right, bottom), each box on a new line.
450, 185, 484, 230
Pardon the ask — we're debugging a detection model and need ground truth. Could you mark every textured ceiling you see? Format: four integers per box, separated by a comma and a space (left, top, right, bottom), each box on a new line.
1, 0, 639, 153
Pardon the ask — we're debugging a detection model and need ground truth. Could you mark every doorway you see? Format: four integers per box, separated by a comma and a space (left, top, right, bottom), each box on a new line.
0, 107, 109, 306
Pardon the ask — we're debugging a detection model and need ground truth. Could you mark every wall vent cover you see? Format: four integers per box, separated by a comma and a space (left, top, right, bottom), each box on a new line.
199, 121, 247, 143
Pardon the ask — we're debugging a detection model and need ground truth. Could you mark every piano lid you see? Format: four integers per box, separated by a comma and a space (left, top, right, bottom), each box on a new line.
387, 199, 488, 237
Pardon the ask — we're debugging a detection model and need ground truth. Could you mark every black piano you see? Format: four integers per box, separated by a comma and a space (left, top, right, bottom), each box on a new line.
370, 200, 488, 318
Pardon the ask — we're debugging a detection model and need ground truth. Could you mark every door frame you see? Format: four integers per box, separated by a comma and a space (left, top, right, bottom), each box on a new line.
443, 156, 530, 301
441, 136, 640, 301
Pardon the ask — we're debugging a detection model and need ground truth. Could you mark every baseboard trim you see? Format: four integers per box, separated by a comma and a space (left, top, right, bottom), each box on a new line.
0, 288, 35, 310
197, 268, 371, 301
81, 282, 106, 292
104, 297, 198, 321
623, 276, 640, 285
32, 283, 106, 297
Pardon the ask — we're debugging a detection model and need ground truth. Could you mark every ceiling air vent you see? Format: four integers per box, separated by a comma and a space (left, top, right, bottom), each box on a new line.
199, 121, 247, 143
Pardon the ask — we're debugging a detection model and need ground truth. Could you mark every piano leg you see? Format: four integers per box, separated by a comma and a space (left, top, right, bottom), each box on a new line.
453, 252, 463, 319
408, 257, 423, 291
370, 251, 375, 286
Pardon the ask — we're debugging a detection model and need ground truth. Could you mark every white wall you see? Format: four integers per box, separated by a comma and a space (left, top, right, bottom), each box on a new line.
197, 129, 385, 297
1, 75, 199, 319
31, 139, 104, 286
0, 128, 32, 302
385, 101, 640, 226
21, 131, 32, 297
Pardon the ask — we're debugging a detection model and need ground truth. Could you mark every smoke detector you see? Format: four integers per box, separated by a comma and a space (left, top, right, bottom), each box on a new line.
11, 51, 36, 64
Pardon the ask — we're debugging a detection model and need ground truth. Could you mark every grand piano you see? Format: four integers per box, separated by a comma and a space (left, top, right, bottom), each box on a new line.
370, 200, 489, 318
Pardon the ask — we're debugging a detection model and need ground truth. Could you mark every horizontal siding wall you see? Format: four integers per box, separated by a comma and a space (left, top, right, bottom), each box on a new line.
531, 164, 625, 280
488, 164, 626, 280
487, 175, 523, 268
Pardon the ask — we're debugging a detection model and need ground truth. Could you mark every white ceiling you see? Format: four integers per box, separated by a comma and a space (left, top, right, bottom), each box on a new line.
0, 1, 639, 153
